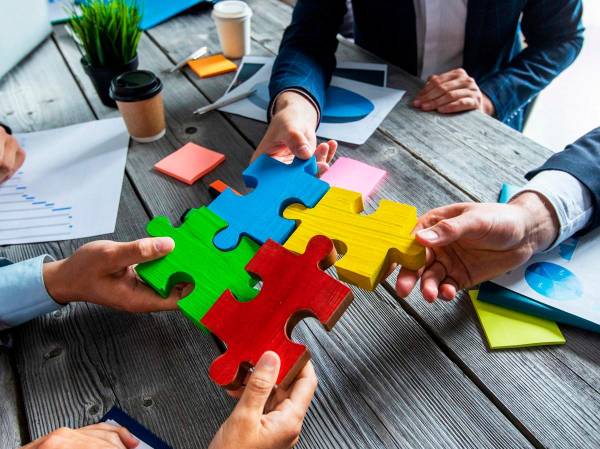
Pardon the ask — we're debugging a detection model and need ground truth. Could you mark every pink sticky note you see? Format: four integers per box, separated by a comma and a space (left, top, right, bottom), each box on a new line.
321, 157, 386, 199
154, 142, 225, 185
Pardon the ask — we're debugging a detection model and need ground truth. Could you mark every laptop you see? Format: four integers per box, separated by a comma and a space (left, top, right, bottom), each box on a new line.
0, 0, 52, 80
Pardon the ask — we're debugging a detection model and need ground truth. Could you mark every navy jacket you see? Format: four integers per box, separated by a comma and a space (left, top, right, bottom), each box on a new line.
270, 0, 584, 131
528, 127, 600, 231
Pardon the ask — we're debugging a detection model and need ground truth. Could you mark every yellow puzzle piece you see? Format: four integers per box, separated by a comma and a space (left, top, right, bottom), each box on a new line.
283, 187, 425, 290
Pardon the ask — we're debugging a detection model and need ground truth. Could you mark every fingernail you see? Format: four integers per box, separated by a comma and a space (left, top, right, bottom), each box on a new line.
297, 145, 310, 157
256, 351, 279, 372
154, 237, 174, 252
413, 100, 421, 106
418, 229, 439, 241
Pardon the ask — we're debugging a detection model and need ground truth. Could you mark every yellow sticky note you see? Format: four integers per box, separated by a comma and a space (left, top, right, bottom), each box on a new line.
470, 290, 565, 350
187, 54, 237, 78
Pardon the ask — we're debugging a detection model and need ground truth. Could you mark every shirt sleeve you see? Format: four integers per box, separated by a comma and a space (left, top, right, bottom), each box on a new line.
509, 170, 594, 251
0, 255, 63, 330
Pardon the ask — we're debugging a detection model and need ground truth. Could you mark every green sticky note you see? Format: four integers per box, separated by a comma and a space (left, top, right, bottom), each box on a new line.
470, 290, 565, 349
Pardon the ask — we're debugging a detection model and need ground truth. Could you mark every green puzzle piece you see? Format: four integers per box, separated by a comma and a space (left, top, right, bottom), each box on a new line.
135, 207, 259, 331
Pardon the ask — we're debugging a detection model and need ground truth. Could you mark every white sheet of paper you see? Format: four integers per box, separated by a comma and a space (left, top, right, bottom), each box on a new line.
219, 59, 404, 144
105, 420, 155, 449
492, 228, 600, 325
0, 118, 129, 245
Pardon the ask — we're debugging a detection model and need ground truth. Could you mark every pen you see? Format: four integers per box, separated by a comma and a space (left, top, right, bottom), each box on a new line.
170, 46, 209, 73
193, 88, 257, 116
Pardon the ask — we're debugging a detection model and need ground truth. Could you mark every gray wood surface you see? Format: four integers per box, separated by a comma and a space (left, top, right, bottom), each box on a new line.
51, 19, 534, 449
0, 2, 597, 449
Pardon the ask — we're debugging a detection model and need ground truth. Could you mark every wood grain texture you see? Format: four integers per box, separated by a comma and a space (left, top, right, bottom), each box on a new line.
284, 187, 424, 289
145, 2, 600, 448
0, 340, 23, 449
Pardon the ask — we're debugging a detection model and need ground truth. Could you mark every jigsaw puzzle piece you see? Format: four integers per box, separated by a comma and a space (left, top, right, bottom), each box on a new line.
135, 207, 259, 330
283, 187, 425, 290
201, 235, 353, 389
208, 154, 329, 250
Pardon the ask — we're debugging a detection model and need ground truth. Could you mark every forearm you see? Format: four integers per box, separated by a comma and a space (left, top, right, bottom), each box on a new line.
269, 0, 346, 114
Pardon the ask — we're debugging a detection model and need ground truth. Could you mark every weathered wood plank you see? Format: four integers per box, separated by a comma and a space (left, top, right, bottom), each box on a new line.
0, 338, 23, 449
0, 32, 238, 449
145, 2, 600, 448
55, 16, 540, 449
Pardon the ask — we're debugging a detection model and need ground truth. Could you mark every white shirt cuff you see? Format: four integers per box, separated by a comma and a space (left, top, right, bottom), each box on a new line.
269, 88, 321, 126
0, 255, 63, 330
509, 170, 594, 251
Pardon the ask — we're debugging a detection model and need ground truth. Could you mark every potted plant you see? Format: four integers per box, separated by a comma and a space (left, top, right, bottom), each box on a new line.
69, 0, 142, 107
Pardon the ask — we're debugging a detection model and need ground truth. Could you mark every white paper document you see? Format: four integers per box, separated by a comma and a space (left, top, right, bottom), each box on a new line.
492, 228, 600, 325
0, 118, 129, 245
219, 57, 404, 145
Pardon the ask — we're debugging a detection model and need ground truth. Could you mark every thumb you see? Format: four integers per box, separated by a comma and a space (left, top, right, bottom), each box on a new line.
109, 237, 175, 269
416, 212, 486, 247
284, 130, 313, 160
236, 351, 280, 416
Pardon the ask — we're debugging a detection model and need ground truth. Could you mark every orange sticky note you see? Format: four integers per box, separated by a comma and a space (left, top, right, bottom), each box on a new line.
187, 54, 237, 78
154, 142, 225, 185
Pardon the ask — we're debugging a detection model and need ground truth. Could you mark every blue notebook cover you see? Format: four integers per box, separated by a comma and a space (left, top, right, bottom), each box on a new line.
131, 0, 213, 30
476, 183, 600, 334
101, 407, 174, 449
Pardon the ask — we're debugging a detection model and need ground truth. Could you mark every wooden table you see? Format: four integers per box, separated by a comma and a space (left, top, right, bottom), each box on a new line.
2, 1, 600, 448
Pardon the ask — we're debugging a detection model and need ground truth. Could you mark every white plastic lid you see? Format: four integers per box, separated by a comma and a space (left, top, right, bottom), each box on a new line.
212, 1, 252, 19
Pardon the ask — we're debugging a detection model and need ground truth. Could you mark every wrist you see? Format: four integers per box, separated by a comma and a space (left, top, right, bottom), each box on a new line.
43, 259, 72, 304
510, 191, 559, 253
274, 91, 318, 129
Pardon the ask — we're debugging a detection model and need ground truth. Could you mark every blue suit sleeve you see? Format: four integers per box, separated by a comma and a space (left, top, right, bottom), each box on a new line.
479, 0, 584, 124
526, 127, 600, 231
268, 0, 347, 118
0, 256, 63, 330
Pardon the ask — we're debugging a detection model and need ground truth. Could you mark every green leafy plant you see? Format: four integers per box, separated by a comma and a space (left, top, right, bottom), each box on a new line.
69, 0, 142, 67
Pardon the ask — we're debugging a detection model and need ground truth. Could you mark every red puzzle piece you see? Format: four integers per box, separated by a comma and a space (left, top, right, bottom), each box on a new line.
201, 235, 353, 389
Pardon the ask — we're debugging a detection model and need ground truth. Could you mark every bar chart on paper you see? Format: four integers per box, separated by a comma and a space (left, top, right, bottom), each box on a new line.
0, 118, 129, 246
0, 170, 74, 244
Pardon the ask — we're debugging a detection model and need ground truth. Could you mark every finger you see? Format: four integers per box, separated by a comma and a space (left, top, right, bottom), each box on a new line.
84, 423, 138, 448
420, 89, 478, 111
14, 146, 25, 172
284, 129, 313, 160
107, 237, 175, 270
118, 276, 181, 312
415, 70, 464, 98
415, 78, 475, 104
314, 142, 330, 165
325, 140, 337, 163
416, 210, 487, 247
236, 351, 280, 415
439, 277, 459, 301
420, 261, 447, 302
317, 161, 331, 176
0, 140, 17, 178
287, 361, 318, 415
437, 97, 479, 114
395, 267, 420, 298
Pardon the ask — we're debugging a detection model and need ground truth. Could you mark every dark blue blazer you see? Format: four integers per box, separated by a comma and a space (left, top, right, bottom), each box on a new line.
528, 127, 600, 231
270, 0, 584, 131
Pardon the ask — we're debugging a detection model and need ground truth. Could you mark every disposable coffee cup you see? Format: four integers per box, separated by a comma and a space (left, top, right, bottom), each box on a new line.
212, 1, 252, 59
109, 70, 166, 143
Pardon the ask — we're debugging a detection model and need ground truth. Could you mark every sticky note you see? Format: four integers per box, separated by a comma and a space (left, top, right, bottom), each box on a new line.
470, 290, 565, 350
154, 142, 225, 185
187, 54, 237, 78
320, 157, 386, 200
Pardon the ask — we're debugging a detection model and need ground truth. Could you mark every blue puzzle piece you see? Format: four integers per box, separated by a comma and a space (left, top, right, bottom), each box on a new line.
208, 155, 329, 250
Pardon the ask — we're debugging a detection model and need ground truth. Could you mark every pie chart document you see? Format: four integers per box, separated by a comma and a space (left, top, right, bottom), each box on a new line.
492, 227, 600, 325
218, 57, 405, 145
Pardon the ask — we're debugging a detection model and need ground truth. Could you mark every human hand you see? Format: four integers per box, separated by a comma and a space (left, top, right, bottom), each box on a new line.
395, 192, 559, 302
413, 68, 495, 115
0, 127, 26, 184
252, 90, 337, 174
209, 351, 318, 449
21, 423, 139, 449
43, 237, 186, 312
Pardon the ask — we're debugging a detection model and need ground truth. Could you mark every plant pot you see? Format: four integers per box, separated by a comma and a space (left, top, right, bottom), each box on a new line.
81, 55, 139, 108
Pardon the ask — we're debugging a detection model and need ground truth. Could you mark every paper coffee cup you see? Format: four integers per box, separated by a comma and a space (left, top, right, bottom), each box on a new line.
109, 70, 166, 143
212, 1, 252, 59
